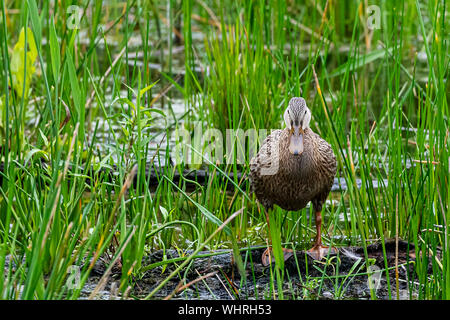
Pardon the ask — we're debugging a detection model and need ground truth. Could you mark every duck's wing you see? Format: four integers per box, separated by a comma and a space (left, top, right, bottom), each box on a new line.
310, 133, 337, 211
317, 136, 337, 179
307, 129, 337, 179
249, 129, 283, 188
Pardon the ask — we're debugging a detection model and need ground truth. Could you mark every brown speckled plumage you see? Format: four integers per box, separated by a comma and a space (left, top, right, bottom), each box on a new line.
250, 97, 338, 262
249, 112, 336, 214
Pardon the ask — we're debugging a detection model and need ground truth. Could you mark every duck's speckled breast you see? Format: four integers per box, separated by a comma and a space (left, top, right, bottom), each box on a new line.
249, 128, 336, 212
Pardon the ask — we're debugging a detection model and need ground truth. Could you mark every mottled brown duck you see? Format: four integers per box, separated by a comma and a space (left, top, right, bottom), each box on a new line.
249, 97, 337, 265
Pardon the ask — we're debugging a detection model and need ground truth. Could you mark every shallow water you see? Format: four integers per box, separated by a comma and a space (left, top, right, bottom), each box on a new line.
74, 19, 428, 172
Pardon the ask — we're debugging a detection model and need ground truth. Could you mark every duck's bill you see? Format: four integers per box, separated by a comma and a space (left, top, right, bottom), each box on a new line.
289, 132, 304, 155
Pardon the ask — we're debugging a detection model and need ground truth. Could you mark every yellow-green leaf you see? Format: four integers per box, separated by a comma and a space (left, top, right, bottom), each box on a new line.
10, 27, 38, 98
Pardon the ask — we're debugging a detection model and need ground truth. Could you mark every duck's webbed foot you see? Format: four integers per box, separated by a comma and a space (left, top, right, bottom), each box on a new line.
307, 244, 337, 260
261, 247, 294, 267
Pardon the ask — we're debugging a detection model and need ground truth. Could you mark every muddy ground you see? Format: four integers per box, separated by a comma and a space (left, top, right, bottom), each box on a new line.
84, 240, 429, 300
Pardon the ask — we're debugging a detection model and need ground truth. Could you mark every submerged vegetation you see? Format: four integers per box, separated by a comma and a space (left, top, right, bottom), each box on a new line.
0, 0, 448, 300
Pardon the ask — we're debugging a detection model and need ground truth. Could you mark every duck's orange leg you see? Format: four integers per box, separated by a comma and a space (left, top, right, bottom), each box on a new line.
307, 210, 337, 260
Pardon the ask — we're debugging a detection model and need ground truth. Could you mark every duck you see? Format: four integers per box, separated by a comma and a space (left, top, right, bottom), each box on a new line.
249, 97, 337, 265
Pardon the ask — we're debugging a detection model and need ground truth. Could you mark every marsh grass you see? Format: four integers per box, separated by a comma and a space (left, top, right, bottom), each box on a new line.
0, 0, 448, 299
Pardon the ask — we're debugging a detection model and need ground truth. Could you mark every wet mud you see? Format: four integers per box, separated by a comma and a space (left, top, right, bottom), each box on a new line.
86, 240, 430, 300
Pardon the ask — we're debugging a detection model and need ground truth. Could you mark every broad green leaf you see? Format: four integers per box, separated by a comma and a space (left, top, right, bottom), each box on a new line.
38, 128, 49, 147
142, 108, 167, 118
10, 27, 38, 98
115, 97, 136, 111
24, 148, 49, 166
139, 80, 159, 98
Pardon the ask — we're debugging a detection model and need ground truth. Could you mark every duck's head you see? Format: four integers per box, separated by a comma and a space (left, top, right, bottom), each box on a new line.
284, 97, 311, 155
